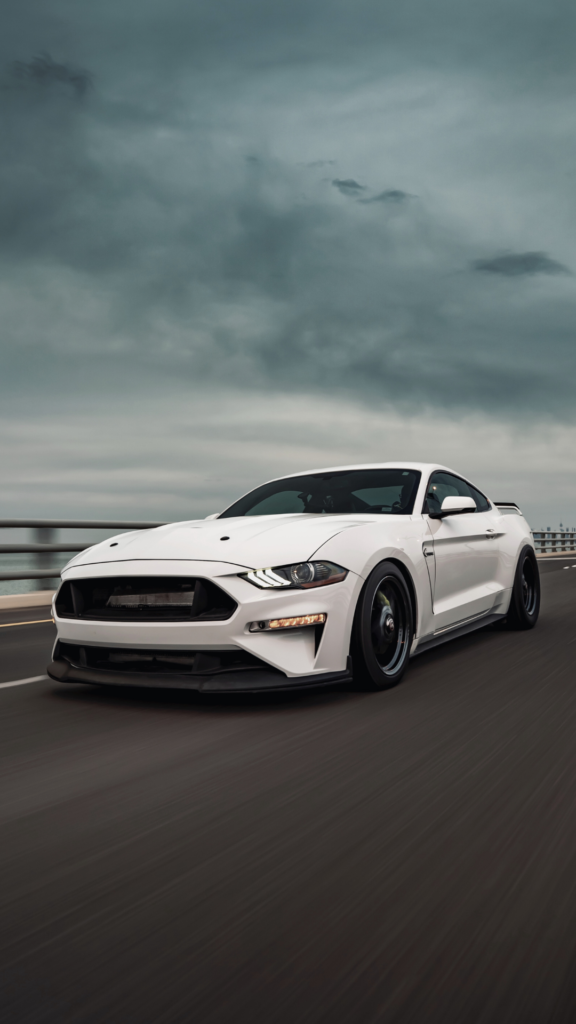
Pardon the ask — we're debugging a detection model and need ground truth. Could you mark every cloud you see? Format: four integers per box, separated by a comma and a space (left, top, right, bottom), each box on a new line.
1, 388, 574, 529
331, 178, 366, 195
472, 252, 570, 276
2, 0, 576, 534
359, 189, 415, 204
11, 53, 92, 97
1, 0, 576, 438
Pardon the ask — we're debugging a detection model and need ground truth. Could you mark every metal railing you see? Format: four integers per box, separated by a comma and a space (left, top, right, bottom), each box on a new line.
1, 518, 571, 588
532, 531, 576, 555
0, 520, 166, 584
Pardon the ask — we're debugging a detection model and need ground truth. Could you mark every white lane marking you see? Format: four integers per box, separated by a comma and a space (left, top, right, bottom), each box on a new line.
0, 675, 47, 690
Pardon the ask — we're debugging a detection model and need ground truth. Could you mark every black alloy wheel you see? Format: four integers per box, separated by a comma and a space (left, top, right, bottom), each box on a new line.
505, 545, 540, 630
352, 560, 413, 690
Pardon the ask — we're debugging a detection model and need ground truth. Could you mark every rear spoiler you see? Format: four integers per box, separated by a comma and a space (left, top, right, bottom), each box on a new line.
494, 501, 522, 515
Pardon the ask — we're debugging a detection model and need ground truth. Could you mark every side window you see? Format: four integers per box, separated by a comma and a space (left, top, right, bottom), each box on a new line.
467, 482, 491, 513
423, 472, 490, 515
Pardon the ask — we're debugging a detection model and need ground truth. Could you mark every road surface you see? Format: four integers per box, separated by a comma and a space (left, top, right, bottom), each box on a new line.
1, 559, 575, 1023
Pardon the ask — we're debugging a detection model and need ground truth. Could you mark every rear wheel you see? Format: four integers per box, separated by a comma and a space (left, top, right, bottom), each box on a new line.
505, 546, 540, 630
352, 561, 413, 690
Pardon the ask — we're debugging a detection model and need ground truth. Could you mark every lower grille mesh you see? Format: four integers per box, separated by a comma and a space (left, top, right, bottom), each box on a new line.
57, 642, 269, 676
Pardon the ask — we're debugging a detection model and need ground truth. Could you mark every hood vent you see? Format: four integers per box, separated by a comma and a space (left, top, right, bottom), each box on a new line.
55, 576, 236, 622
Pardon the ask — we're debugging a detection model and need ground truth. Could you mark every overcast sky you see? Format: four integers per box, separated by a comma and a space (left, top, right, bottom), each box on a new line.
1, 0, 576, 527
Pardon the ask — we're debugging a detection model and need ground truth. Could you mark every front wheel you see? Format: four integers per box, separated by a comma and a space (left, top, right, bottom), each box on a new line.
352, 561, 413, 690
505, 546, 540, 630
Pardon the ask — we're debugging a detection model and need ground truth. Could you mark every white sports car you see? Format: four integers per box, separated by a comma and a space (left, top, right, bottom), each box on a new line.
48, 463, 540, 693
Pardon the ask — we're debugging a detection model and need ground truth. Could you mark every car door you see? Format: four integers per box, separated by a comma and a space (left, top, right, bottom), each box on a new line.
423, 471, 503, 632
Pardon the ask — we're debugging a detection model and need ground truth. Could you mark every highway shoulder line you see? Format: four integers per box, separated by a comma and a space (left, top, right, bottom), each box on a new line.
0, 675, 48, 689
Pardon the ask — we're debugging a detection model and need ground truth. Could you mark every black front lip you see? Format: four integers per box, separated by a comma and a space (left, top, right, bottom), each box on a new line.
47, 659, 353, 693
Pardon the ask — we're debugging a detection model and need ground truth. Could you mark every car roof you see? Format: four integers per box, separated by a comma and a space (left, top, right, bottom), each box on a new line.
266, 462, 453, 484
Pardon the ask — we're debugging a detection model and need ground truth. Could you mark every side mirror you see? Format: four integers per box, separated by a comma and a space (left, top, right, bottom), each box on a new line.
429, 496, 477, 520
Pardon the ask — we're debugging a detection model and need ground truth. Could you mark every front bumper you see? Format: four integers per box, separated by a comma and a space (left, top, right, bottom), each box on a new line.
51, 558, 362, 690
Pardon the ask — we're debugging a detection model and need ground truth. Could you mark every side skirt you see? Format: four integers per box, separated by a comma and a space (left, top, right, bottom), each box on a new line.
411, 612, 505, 657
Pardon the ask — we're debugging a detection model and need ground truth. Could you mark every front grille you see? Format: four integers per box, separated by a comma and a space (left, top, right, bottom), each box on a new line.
57, 642, 269, 676
55, 576, 237, 622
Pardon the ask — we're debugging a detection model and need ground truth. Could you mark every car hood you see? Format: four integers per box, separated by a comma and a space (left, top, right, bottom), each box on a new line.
63, 514, 377, 573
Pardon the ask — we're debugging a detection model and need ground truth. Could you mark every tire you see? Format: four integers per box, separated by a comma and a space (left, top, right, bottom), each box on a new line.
352, 561, 413, 690
505, 545, 540, 630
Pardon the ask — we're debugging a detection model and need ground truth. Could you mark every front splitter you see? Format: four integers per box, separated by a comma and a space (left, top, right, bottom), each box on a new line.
47, 659, 353, 693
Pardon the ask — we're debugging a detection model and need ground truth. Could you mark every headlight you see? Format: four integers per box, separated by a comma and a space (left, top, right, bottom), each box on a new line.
241, 561, 347, 590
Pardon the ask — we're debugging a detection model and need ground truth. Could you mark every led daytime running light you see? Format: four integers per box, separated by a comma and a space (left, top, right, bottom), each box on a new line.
249, 613, 326, 632
246, 568, 292, 588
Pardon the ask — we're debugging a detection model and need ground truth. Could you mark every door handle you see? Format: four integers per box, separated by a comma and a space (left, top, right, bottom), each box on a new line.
423, 548, 434, 557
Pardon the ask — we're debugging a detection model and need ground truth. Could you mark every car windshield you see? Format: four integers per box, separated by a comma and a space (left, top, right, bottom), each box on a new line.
219, 469, 422, 518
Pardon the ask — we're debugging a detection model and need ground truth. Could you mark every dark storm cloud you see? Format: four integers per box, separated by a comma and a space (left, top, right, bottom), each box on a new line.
1, 0, 576, 424
332, 179, 366, 195
359, 190, 414, 204
11, 53, 92, 96
472, 252, 570, 277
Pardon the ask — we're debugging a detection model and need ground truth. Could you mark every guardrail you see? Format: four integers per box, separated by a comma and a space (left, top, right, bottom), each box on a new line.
1, 518, 572, 588
0, 520, 166, 584
532, 531, 576, 555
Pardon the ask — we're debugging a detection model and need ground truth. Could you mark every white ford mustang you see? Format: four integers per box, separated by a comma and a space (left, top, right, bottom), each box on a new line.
48, 463, 540, 693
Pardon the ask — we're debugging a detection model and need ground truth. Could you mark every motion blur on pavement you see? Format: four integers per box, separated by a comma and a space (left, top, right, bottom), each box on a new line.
1, 559, 576, 1022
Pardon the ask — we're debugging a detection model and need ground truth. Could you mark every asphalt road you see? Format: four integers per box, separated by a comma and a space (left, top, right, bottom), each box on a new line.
1, 560, 576, 1023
